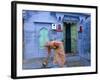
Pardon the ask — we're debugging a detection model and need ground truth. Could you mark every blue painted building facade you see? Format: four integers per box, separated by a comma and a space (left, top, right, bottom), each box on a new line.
23, 11, 91, 62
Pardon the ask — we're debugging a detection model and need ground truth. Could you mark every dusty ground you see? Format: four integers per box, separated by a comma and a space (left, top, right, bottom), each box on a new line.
23, 54, 90, 69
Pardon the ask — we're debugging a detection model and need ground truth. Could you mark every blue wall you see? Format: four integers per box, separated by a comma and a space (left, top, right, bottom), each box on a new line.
78, 17, 91, 60
23, 11, 91, 61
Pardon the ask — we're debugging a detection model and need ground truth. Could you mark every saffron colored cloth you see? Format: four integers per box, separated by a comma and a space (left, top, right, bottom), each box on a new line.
45, 41, 66, 67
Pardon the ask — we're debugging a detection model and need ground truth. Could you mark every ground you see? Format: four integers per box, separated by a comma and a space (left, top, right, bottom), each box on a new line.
23, 53, 90, 69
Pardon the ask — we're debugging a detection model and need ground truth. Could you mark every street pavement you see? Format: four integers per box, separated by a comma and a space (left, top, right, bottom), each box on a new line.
23, 54, 90, 69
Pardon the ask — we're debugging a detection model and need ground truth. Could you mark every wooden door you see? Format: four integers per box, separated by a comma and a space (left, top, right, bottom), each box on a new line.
64, 23, 71, 53
71, 23, 77, 53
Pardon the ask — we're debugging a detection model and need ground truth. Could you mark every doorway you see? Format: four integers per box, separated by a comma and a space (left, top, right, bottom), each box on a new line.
39, 28, 49, 49
63, 22, 77, 54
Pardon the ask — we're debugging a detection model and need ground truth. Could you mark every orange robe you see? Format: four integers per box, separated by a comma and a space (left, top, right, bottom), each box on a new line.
45, 41, 65, 67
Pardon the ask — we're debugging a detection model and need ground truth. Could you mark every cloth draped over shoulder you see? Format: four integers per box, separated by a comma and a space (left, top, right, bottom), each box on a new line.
45, 41, 66, 67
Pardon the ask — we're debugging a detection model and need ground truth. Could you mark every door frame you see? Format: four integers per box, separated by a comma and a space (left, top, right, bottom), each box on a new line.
63, 22, 78, 54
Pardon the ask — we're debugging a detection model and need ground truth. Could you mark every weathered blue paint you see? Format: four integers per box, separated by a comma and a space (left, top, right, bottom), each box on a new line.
23, 10, 91, 62
78, 17, 91, 60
